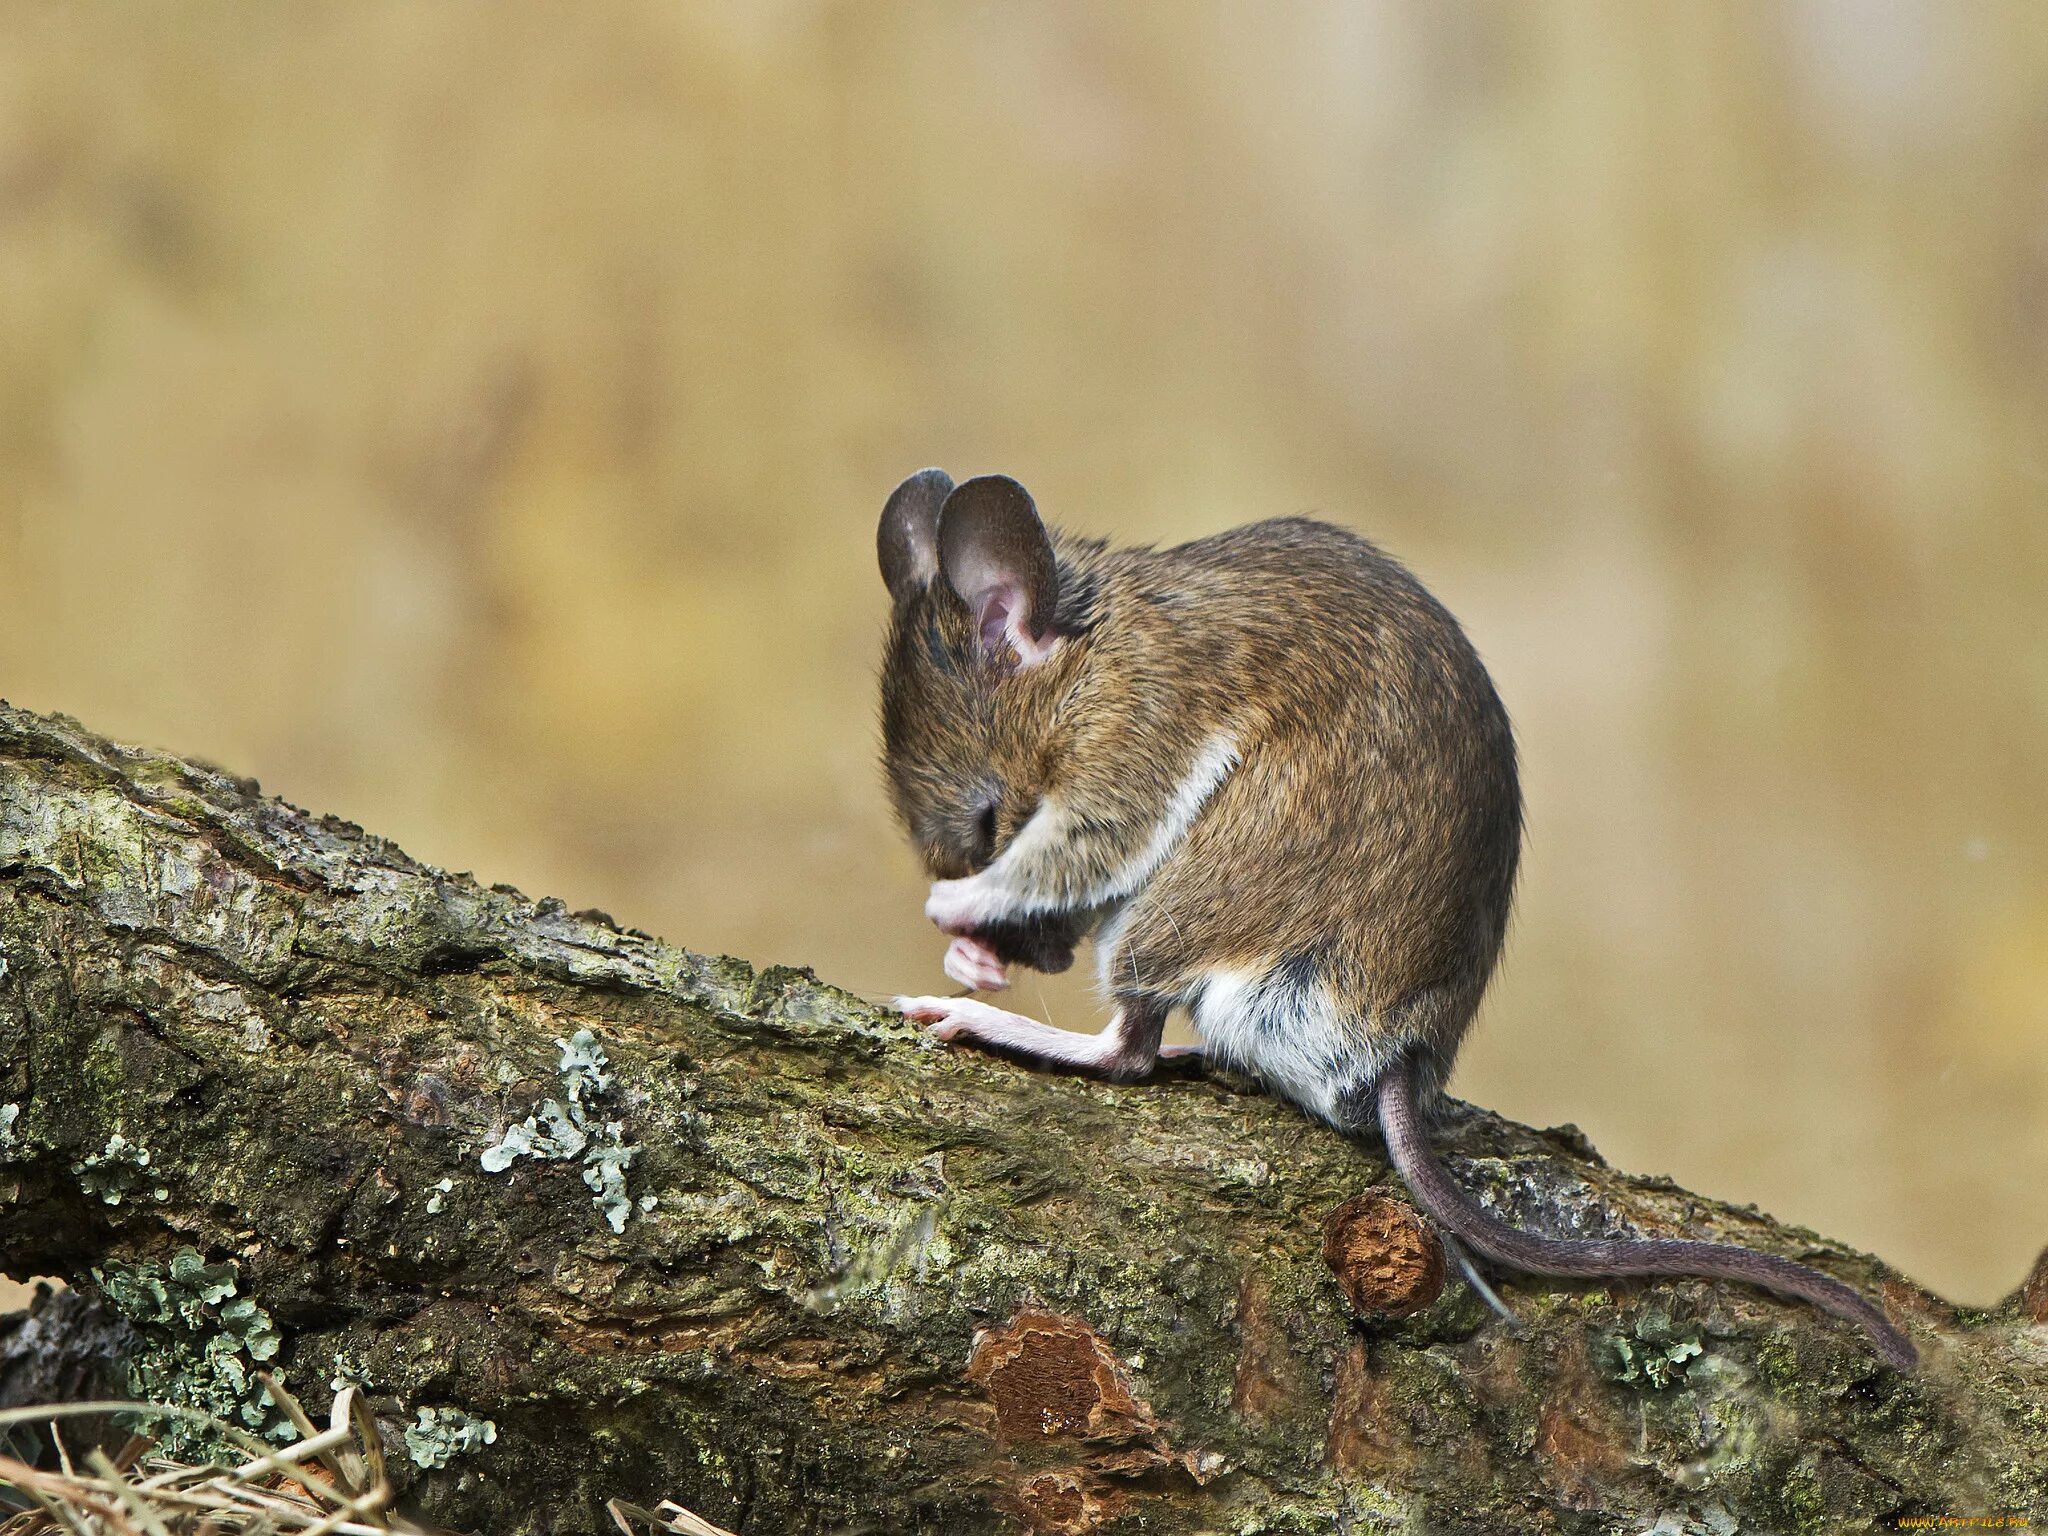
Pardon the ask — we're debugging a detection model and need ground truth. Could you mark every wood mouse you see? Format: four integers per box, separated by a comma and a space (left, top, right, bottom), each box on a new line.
876, 467, 1915, 1371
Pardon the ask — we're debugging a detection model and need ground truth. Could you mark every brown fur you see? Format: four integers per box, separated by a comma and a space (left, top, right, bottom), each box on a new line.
877, 469, 1915, 1371
882, 497, 1518, 1101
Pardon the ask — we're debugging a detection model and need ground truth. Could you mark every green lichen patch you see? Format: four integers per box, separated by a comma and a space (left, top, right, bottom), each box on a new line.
478, 1028, 641, 1232
76, 1130, 167, 1205
481, 1098, 589, 1166
88, 1247, 288, 1459
556, 1027, 613, 1103
404, 1404, 500, 1469
582, 1136, 641, 1234
1606, 1309, 1705, 1391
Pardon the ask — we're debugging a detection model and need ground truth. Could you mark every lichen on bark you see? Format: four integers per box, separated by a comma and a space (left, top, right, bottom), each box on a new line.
1, 700, 2043, 1534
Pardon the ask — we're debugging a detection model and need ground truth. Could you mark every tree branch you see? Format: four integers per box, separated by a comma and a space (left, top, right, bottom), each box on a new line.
0, 701, 2040, 1533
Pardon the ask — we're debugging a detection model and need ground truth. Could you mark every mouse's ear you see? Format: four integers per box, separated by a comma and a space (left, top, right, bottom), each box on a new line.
878, 468, 953, 603
938, 474, 1062, 668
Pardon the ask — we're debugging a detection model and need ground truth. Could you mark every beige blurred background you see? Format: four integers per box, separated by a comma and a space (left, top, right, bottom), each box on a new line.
2, 2, 2044, 1307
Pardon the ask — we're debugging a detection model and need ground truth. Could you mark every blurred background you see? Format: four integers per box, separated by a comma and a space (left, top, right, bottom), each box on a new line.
2, 1, 2044, 1306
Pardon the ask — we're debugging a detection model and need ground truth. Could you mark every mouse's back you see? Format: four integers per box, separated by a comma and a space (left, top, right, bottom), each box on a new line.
1074, 515, 1523, 1094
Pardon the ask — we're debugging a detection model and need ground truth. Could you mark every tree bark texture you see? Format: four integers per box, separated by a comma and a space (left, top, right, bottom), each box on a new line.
0, 701, 2041, 1534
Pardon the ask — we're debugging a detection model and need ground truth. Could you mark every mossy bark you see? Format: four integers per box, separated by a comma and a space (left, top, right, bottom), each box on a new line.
0, 700, 2041, 1534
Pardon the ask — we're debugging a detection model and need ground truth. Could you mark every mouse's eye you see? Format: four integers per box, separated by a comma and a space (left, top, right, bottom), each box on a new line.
972, 802, 999, 865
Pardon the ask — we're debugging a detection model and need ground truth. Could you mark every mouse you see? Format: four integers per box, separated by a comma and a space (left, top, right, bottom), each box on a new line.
875, 467, 1916, 1372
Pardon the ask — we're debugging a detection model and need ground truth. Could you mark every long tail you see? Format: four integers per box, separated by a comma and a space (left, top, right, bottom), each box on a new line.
1375, 1055, 1916, 1371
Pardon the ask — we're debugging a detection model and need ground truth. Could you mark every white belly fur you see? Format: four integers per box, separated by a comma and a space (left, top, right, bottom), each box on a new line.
1191, 967, 1388, 1127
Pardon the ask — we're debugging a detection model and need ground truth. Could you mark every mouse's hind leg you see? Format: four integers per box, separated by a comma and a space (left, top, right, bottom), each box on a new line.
896, 993, 1170, 1082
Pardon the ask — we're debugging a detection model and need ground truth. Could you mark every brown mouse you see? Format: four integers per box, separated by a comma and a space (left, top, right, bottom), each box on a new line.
876, 467, 1915, 1371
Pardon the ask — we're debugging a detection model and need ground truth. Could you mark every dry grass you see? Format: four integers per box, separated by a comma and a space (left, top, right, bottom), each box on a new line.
0, 1377, 737, 1536
603, 1500, 735, 1536
0, 1376, 434, 1536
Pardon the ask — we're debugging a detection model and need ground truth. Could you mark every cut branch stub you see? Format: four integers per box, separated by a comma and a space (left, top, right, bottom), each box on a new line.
1321, 1189, 1446, 1318
963, 1309, 1208, 1532
966, 1309, 1156, 1444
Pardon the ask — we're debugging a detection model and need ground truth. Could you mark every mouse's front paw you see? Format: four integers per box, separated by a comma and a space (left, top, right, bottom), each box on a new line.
893, 994, 1008, 1044
924, 875, 998, 935
943, 935, 1010, 992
